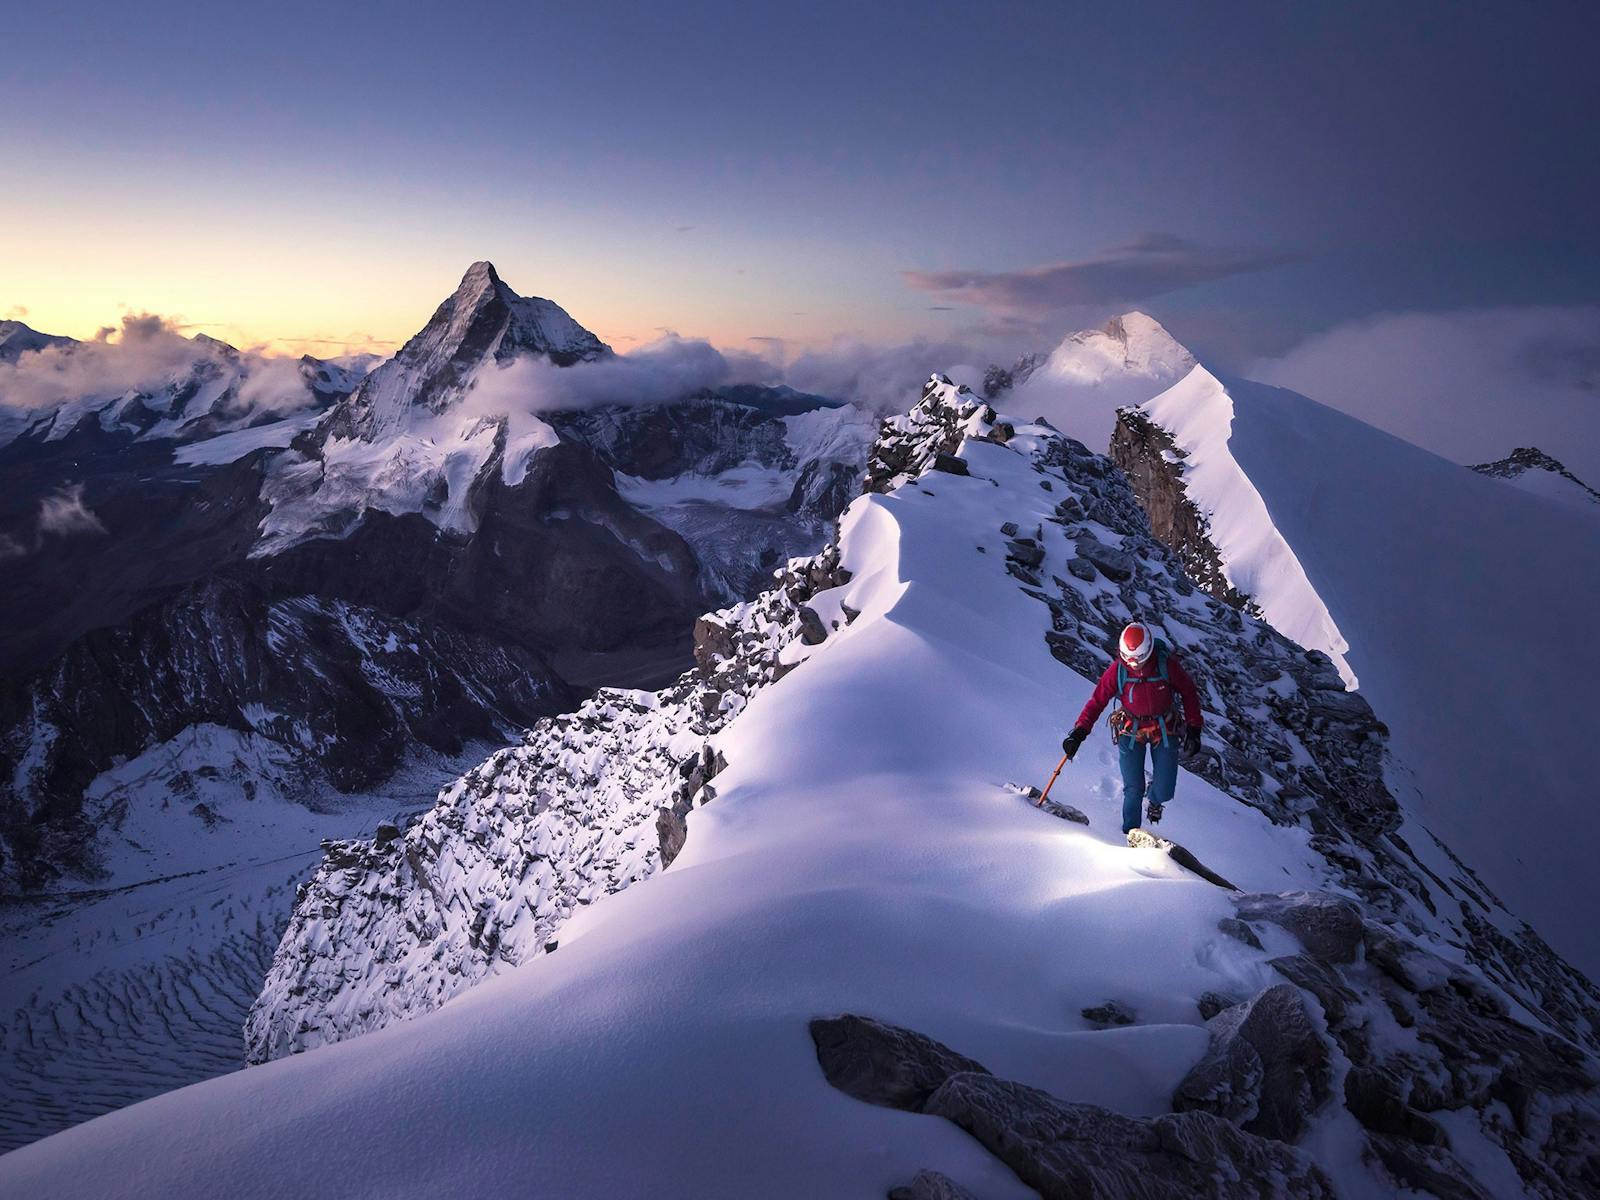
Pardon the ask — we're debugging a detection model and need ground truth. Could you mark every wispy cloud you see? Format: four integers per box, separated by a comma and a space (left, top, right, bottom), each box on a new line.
906, 233, 1293, 318
37, 483, 108, 538
3, 482, 110, 559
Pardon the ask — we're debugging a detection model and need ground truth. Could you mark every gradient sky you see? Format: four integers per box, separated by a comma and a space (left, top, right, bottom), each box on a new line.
4, 1, 1598, 382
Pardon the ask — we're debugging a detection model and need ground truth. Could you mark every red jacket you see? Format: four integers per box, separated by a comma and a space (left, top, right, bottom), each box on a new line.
1075, 647, 1203, 732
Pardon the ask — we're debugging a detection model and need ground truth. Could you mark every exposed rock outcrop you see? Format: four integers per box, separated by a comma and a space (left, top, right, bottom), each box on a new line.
810, 1014, 1336, 1200
1172, 983, 1333, 1143
1110, 407, 1253, 610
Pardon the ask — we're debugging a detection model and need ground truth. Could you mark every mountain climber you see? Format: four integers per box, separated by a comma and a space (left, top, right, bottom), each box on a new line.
1061, 622, 1203, 834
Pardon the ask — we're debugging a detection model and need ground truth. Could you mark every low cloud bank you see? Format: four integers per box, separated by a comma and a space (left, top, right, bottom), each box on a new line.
1250, 306, 1600, 482
0, 314, 321, 421
467, 334, 781, 417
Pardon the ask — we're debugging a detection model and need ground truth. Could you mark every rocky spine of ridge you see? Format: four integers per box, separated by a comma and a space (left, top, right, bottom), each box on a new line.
1472, 445, 1600, 504
1110, 406, 1255, 611
244, 541, 853, 1061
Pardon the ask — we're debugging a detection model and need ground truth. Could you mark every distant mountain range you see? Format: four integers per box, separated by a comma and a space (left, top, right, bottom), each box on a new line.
0, 263, 873, 897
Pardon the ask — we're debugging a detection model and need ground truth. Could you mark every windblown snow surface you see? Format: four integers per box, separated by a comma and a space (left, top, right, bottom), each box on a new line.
1138, 367, 1600, 978
4, 382, 1587, 1198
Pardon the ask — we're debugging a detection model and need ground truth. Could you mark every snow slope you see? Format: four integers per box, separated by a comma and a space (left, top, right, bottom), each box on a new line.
1142, 369, 1356, 687
1135, 368, 1600, 977
1008, 311, 1196, 449
7, 382, 1591, 1198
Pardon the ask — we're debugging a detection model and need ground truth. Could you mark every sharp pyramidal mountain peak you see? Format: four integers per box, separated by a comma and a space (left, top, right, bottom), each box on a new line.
326, 260, 611, 442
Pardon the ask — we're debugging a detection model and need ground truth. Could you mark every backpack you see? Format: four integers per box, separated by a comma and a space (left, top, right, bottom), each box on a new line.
1108, 640, 1184, 747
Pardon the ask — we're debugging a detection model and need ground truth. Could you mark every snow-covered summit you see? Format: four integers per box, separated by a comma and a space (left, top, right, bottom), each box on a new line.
1001, 311, 1197, 450
326, 260, 610, 442
0, 319, 75, 363
1472, 445, 1600, 512
1052, 311, 1197, 383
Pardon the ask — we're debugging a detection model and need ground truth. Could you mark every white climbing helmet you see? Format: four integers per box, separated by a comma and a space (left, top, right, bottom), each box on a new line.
1119, 622, 1155, 667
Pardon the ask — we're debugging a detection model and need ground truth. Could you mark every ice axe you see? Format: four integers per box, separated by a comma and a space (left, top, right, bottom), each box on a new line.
1002, 753, 1088, 824
1035, 753, 1069, 808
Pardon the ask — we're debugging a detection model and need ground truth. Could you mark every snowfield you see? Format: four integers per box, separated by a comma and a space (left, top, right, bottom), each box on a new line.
4, 381, 1587, 1199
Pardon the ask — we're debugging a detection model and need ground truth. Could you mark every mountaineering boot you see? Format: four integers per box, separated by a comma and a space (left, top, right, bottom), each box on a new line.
1145, 800, 1163, 825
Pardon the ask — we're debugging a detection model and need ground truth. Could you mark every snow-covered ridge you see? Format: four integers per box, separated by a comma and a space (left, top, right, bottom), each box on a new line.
1120, 369, 1600, 979
184, 376, 1600, 1200
1134, 366, 1357, 687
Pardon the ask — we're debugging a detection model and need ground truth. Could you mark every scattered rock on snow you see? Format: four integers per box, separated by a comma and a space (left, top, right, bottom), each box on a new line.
1172, 983, 1333, 1144
1126, 828, 1240, 891
926, 1071, 1335, 1199
1072, 534, 1136, 582
1267, 954, 1360, 1026
932, 453, 970, 476
1005, 537, 1045, 568
1081, 1001, 1136, 1027
812, 1013, 1335, 1199
1198, 991, 1242, 1020
1218, 917, 1263, 950
797, 605, 829, 646
1234, 892, 1364, 965
887, 1170, 978, 1200
809, 1015, 989, 1111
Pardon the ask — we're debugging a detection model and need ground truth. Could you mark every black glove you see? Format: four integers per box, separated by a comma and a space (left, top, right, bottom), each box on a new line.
1183, 727, 1202, 758
1062, 728, 1088, 760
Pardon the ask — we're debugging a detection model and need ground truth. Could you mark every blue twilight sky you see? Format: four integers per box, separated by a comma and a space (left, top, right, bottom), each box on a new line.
3, 0, 1598, 467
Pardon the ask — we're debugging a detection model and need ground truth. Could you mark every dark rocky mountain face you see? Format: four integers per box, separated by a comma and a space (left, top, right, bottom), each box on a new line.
1110, 407, 1256, 613
1472, 445, 1600, 504
0, 263, 867, 894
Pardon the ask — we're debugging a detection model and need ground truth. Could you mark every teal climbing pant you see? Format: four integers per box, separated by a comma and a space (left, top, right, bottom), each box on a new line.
1119, 735, 1178, 834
